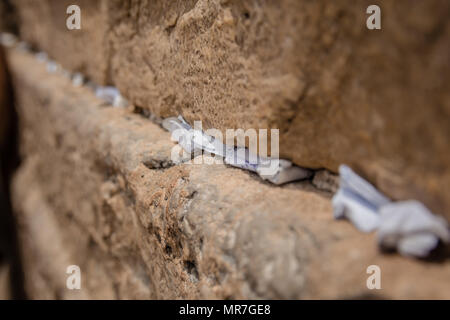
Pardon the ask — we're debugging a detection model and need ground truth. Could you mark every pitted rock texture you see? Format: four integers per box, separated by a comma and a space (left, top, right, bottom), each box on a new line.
9, 0, 450, 220
7, 49, 450, 299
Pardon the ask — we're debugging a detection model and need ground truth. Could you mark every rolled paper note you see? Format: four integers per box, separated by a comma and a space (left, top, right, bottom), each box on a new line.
162, 116, 311, 184
333, 164, 449, 257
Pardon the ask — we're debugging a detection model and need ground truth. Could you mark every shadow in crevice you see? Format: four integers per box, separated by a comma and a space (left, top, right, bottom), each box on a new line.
379, 242, 450, 264
421, 243, 450, 263
0, 46, 26, 299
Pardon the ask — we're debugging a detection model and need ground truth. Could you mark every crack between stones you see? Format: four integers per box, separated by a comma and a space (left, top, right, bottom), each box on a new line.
1, 33, 338, 195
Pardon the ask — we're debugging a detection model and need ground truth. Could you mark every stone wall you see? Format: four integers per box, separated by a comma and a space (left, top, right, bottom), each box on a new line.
6, 49, 450, 299
1, 0, 450, 299
11, 0, 450, 219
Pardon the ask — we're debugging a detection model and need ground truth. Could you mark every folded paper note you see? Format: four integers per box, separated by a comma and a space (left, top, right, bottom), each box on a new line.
333, 165, 449, 257
95, 86, 129, 108
162, 116, 312, 185
378, 201, 450, 257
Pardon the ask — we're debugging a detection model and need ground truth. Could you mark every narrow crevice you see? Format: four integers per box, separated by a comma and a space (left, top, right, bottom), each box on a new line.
142, 159, 175, 171
183, 260, 199, 282
2, 37, 337, 197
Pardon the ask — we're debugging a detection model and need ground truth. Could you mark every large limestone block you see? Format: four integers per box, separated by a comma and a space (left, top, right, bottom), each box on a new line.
7, 49, 450, 299
108, 0, 450, 219
9, 0, 450, 217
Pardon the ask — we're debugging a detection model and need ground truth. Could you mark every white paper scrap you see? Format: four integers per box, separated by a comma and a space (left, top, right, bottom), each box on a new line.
162, 116, 311, 185
333, 164, 449, 257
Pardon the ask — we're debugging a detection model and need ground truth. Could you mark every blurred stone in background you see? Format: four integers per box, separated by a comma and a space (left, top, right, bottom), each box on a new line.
0, 45, 24, 299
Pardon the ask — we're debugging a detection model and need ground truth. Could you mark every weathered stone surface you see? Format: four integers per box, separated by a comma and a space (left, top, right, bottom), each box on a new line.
9, 0, 450, 220
7, 49, 450, 299
312, 170, 339, 194
109, 0, 450, 220
13, 0, 109, 84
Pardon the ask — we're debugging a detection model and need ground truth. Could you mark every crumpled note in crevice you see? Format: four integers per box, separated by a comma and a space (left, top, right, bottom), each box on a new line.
332, 165, 450, 257
162, 116, 312, 185
95, 86, 129, 108
378, 201, 450, 257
